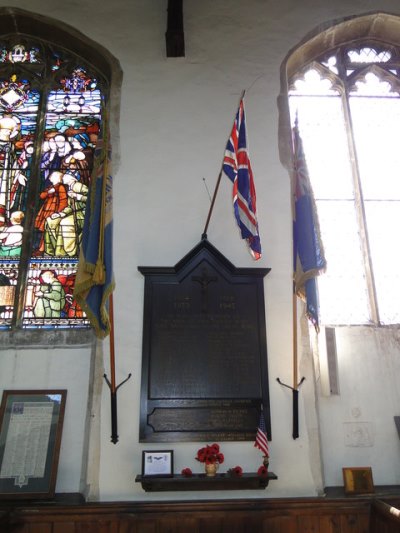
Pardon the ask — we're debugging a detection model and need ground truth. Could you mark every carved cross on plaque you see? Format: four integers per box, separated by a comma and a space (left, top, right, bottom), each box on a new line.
192, 267, 217, 313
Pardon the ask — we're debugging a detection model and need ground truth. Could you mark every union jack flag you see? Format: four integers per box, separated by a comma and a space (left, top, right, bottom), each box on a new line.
223, 97, 261, 260
254, 410, 269, 457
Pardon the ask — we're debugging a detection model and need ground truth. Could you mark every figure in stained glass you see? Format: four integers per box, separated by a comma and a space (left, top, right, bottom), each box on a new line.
34, 171, 68, 255
58, 273, 83, 318
0, 114, 28, 226
44, 173, 88, 257
41, 133, 72, 186
10, 139, 34, 212
0, 210, 24, 257
62, 132, 92, 185
32, 270, 66, 318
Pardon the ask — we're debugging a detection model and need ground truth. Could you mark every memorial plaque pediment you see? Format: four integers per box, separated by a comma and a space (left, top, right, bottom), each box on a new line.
138, 239, 271, 442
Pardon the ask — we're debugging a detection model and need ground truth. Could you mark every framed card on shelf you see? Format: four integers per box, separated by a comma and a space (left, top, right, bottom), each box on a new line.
142, 450, 174, 478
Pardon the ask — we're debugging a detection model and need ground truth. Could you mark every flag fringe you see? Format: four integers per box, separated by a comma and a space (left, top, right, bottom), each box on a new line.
306, 309, 320, 333
93, 259, 106, 284
75, 278, 115, 339
294, 266, 326, 300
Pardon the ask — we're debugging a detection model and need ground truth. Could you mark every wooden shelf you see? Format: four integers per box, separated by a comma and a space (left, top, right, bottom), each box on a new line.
135, 472, 277, 492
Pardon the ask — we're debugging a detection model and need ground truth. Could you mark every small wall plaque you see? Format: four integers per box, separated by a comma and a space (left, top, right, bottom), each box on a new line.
342, 467, 374, 495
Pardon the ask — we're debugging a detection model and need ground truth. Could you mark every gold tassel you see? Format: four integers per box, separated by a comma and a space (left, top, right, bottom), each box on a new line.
92, 259, 105, 284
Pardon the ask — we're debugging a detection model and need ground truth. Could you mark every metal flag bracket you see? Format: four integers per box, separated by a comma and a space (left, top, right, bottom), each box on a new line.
102, 293, 133, 444
103, 372, 132, 444
276, 377, 305, 440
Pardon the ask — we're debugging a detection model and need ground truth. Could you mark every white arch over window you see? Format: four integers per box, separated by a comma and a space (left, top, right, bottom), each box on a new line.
279, 12, 400, 326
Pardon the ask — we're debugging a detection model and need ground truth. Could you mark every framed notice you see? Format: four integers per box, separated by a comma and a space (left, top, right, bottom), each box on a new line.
0, 390, 67, 499
343, 467, 374, 495
142, 450, 174, 477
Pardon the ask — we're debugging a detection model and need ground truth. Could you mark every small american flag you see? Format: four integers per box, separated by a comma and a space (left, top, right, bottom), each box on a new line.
223, 97, 261, 260
254, 411, 269, 457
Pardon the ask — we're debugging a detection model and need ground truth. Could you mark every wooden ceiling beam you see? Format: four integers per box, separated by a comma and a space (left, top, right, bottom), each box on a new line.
166, 0, 185, 57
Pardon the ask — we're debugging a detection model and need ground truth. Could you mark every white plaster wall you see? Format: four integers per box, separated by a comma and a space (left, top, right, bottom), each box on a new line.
0, 346, 93, 493
318, 327, 400, 487
0, 0, 399, 501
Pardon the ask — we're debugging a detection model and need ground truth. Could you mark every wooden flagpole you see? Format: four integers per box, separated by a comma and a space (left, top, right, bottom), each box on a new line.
202, 170, 222, 239
104, 293, 132, 444
293, 286, 298, 389
291, 284, 304, 439
277, 116, 305, 439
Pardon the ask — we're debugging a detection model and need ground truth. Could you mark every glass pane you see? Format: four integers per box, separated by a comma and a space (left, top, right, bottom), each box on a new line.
0, 75, 40, 323
23, 261, 89, 327
0, 264, 18, 327
365, 201, 400, 324
347, 48, 391, 64
25, 67, 102, 326
32, 69, 101, 260
350, 95, 400, 199
0, 79, 40, 225
317, 200, 371, 325
289, 95, 355, 199
321, 56, 338, 75
350, 72, 399, 97
290, 68, 340, 96
0, 44, 41, 64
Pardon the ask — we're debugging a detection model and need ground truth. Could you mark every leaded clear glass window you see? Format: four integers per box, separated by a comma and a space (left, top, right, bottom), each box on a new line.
289, 42, 400, 326
0, 40, 107, 330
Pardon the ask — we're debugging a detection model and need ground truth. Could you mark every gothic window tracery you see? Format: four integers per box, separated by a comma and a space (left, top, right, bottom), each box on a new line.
0, 40, 107, 330
288, 37, 400, 325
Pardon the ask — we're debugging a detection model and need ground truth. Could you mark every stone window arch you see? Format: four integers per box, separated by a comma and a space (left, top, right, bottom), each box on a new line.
279, 12, 400, 326
0, 7, 121, 346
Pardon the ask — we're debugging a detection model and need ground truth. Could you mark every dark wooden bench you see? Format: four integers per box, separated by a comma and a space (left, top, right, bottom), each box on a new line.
370, 499, 400, 533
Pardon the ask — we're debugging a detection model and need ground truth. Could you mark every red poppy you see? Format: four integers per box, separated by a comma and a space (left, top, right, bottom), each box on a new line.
257, 465, 268, 477
209, 443, 220, 454
196, 443, 224, 464
229, 466, 243, 477
216, 453, 224, 464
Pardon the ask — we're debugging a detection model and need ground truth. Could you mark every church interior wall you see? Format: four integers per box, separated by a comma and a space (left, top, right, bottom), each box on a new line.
0, 0, 399, 501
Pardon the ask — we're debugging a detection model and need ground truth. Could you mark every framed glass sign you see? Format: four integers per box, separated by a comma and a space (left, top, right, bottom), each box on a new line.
0, 390, 67, 499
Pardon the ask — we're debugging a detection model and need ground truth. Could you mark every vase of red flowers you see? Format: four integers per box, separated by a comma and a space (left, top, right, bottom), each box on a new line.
196, 443, 224, 477
205, 462, 219, 476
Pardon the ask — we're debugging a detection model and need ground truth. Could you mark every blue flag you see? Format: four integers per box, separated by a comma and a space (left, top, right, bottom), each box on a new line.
292, 121, 326, 330
74, 120, 114, 338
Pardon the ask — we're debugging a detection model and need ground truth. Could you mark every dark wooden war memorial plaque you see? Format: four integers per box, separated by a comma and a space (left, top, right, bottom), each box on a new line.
138, 239, 271, 442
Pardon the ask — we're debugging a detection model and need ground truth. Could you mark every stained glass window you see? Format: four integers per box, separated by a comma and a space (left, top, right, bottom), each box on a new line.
289, 44, 400, 325
0, 41, 107, 330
